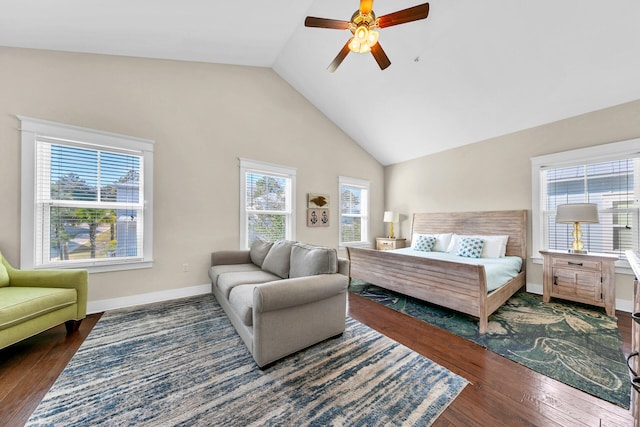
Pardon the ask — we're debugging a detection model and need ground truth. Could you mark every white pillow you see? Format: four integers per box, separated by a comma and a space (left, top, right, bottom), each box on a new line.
447, 234, 509, 258
411, 233, 452, 252
479, 235, 509, 258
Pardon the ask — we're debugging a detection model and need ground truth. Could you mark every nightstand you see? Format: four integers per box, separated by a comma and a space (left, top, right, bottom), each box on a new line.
540, 250, 618, 317
375, 237, 406, 251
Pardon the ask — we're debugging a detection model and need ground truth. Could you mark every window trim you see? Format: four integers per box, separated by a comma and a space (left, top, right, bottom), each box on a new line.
530, 138, 640, 272
19, 116, 154, 272
239, 158, 296, 250
338, 176, 370, 248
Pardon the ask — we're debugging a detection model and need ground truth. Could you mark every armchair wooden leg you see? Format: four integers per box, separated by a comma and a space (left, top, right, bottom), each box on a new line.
65, 319, 83, 334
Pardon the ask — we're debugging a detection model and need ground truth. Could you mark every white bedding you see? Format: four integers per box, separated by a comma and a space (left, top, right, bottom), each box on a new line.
390, 247, 523, 292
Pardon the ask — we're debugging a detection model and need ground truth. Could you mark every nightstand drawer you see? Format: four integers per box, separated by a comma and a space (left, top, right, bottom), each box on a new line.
379, 241, 394, 249
375, 238, 406, 251
552, 258, 601, 271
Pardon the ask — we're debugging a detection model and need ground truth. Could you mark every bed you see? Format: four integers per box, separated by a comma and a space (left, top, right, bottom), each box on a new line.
347, 210, 527, 333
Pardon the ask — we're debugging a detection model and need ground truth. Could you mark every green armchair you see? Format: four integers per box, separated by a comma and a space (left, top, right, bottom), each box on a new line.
0, 251, 88, 350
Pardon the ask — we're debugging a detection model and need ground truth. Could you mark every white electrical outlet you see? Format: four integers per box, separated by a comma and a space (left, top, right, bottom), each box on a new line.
182, 263, 189, 272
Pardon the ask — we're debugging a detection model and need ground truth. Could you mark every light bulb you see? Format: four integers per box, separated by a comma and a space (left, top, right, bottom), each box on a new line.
368, 30, 379, 47
354, 25, 369, 44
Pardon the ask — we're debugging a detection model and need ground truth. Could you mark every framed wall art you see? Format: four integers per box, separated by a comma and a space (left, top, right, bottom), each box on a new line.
308, 193, 329, 208
307, 208, 330, 227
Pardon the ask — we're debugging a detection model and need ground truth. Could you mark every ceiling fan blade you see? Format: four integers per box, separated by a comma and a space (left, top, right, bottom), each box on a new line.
305, 16, 350, 30
371, 43, 391, 70
327, 41, 352, 73
377, 3, 429, 28
360, 0, 374, 14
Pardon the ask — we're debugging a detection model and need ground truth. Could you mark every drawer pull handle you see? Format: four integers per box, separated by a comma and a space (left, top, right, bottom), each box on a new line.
553, 276, 557, 286
567, 261, 583, 266
629, 353, 640, 392
627, 351, 640, 376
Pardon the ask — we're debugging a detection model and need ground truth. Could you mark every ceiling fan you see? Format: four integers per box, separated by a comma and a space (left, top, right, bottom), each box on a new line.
304, 0, 430, 72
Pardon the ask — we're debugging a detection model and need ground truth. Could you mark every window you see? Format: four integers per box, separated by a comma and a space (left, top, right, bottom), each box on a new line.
20, 116, 154, 272
240, 159, 296, 249
339, 176, 369, 247
531, 138, 640, 266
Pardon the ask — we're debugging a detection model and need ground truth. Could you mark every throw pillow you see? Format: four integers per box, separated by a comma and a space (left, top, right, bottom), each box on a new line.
413, 235, 437, 252
249, 237, 273, 267
261, 240, 296, 279
456, 237, 484, 258
289, 243, 338, 278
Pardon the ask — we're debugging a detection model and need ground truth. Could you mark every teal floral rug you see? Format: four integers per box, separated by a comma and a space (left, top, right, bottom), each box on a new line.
350, 280, 630, 408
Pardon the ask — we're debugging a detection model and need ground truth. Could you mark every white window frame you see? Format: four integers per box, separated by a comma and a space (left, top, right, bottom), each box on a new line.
239, 158, 296, 250
19, 116, 154, 272
339, 176, 370, 248
531, 138, 640, 272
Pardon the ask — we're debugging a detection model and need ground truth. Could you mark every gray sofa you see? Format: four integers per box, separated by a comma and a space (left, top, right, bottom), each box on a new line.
209, 239, 349, 368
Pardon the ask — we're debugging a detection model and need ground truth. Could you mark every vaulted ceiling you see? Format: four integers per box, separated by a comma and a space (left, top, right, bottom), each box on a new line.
2, 0, 639, 165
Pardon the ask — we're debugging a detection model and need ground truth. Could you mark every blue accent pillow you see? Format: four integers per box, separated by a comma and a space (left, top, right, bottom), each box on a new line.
456, 237, 484, 258
413, 235, 437, 252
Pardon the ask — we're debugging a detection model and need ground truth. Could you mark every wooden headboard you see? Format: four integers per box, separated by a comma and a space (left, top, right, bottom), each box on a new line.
410, 210, 527, 260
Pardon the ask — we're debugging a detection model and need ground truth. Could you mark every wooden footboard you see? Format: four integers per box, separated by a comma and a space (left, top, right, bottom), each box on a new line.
348, 247, 487, 319
347, 209, 527, 334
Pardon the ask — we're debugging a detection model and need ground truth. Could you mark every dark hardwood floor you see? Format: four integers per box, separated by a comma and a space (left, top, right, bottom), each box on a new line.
0, 294, 633, 426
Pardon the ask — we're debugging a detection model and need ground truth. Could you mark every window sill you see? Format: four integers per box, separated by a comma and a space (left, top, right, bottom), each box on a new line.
34, 260, 153, 274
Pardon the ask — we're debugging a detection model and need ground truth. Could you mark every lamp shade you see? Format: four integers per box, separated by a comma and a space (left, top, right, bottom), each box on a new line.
555, 203, 599, 224
383, 211, 398, 223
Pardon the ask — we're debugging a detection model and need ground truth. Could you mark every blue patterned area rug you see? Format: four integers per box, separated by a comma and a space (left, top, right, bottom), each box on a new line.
349, 281, 630, 409
27, 294, 468, 426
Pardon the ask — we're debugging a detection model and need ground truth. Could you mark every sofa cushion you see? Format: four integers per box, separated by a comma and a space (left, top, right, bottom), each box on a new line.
289, 243, 338, 278
249, 237, 273, 268
261, 240, 296, 279
228, 284, 256, 326
209, 263, 261, 285
0, 287, 77, 330
0, 262, 9, 288
216, 270, 280, 298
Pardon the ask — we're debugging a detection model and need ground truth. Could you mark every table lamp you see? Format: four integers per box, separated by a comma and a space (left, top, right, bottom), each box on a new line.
555, 203, 599, 253
383, 211, 399, 238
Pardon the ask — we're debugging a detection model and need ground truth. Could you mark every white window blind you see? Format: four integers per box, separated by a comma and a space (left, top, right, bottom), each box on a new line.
240, 159, 296, 249
20, 116, 154, 271
339, 176, 369, 246
531, 138, 640, 266
542, 159, 638, 258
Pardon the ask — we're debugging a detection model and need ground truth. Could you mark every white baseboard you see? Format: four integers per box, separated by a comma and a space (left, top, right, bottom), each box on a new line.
526, 283, 632, 314
87, 283, 212, 314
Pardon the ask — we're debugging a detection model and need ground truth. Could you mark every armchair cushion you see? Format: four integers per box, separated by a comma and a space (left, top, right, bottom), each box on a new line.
0, 287, 77, 330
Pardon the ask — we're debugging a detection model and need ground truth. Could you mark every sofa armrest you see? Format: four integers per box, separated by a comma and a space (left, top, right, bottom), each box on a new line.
337, 257, 349, 276
8, 268, 88, 319
211, 250, 251, 266
254, 274, 348, 313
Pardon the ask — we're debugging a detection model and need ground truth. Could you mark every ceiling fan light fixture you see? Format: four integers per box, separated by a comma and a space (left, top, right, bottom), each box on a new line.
349, 25, 378, 53
367, 30, 379, 47
348, 38, 371, 53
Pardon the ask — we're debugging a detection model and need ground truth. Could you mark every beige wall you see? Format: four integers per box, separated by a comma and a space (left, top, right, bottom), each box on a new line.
0, 47, 384, 306
385, 99, 640, 305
